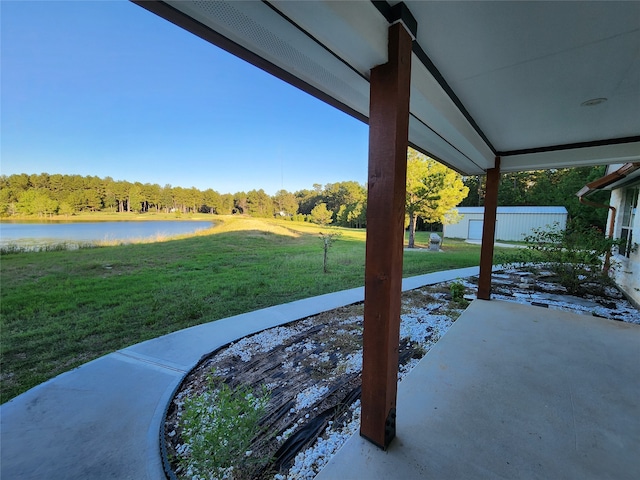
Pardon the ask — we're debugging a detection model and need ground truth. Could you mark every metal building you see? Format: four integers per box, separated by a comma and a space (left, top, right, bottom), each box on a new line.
444, 206, 568, 241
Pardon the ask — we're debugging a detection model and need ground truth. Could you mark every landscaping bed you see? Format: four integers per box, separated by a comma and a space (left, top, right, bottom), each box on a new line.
163, 269, 640, 480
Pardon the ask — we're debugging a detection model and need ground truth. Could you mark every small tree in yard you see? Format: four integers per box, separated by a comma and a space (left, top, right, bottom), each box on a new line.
319, 232, 340, 273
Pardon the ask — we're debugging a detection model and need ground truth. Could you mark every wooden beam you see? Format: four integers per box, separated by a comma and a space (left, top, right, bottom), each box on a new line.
477, 157, 501, 300
360, 22, 412, 450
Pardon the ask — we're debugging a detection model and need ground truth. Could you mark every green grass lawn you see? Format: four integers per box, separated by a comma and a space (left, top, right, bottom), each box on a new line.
0, 216, 499, 403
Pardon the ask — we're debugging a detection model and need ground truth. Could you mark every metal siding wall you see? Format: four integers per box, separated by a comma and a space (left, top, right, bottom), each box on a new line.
446, 212, 567, 240
443, 218, 468, 238
495, 214, 567, 241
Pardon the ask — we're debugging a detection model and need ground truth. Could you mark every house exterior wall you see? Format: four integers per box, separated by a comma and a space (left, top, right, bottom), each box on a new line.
608, 186, 640, 307
444, 207, 567, 242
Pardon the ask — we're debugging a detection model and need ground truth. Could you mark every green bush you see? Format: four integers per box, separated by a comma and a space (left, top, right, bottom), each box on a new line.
502, 222, 620, 295
449, 281, 465, 301
178, 376, 270, 479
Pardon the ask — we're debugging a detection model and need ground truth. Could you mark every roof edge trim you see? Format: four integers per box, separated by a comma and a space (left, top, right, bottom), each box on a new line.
500, 136, 640, 157
576, 162, 640, 198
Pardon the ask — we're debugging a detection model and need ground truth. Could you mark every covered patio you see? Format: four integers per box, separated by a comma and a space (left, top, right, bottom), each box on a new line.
134, 0, 640, 469
134, 0, 640, 457
317, 299, 640, 479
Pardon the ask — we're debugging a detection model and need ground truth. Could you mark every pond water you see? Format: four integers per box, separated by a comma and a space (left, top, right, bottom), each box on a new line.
0, 220, 213, 248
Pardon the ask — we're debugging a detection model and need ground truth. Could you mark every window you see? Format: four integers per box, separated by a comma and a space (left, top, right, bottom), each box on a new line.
619, 187, 638, 257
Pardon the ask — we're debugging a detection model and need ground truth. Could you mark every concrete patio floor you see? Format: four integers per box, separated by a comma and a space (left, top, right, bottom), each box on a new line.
317, 299, 640, 480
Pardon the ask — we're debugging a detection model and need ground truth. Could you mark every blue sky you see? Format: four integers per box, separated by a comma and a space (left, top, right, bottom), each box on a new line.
1, 0, 369, 195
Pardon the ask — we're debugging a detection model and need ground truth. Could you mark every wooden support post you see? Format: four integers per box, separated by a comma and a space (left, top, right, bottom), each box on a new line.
477, 157, 501, 300
360, 22, 412, 450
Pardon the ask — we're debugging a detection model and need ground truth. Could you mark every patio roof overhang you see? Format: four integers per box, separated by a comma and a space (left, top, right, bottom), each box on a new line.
134, 0, 640, 174
132, 0, 640, 452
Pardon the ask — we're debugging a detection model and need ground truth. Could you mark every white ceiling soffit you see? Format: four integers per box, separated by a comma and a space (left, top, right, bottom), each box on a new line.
269, 1, 388, 80
406, 1, 640, 150
409, 57, 495, 173
153, 1, 639, 175
162, 0, 496, 174
402, 0, 640, 171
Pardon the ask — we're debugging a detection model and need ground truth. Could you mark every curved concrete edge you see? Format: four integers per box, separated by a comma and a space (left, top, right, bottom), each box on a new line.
1, 266, 492, 480
0, 352, 184, 480
146, 371, 183, 480
123, 266, 486, 372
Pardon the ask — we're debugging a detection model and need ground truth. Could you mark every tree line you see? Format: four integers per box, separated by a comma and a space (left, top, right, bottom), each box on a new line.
0, 172, 371, 227
0, 157, 608, 232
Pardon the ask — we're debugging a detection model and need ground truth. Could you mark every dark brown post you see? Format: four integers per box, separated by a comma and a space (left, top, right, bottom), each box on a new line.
477, 157, 501, 300
360, 21, 412, 450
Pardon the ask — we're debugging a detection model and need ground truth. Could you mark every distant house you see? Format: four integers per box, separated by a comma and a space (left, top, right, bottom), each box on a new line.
579, 163, 640, 307
444, 206, 568, 242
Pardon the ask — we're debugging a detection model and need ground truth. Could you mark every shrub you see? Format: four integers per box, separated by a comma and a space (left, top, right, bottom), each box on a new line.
178, 376, 270, 479
449, 281, 465, 301
502, 222, 620, 295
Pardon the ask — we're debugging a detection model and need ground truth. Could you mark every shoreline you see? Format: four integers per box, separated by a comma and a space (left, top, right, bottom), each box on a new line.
0, 218, 217, 252
0, 212, 219, 223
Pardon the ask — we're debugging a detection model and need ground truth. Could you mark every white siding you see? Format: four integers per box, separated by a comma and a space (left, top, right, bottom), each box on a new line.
495, 212, 566, 241
443, 207, 567, 241
609, 186, 640, 307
